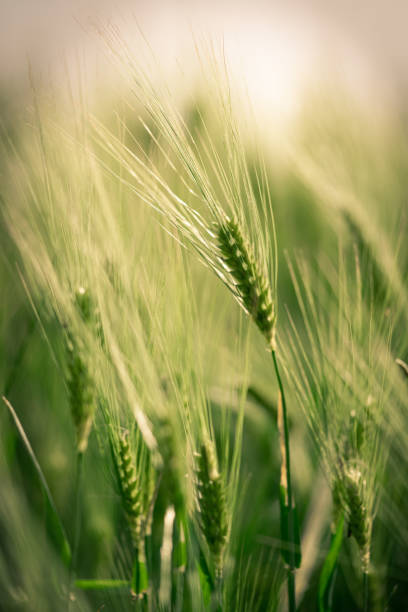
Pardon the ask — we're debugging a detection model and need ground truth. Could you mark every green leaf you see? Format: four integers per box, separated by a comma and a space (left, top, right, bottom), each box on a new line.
3, 396, 72, 567
318, 514, 345, 612
196, 559, 212, 608
279, 486, 302, 569
4, 316, 36, 396
75, 579, 130, 591
292, 501, 302, 569
174, 538, 187, 571
173, 516, 187, 572
194, 539, 215, 608
246, 384, 277, 420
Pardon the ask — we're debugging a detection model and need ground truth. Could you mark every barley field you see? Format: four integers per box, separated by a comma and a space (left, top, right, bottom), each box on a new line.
1, 21, 408, 612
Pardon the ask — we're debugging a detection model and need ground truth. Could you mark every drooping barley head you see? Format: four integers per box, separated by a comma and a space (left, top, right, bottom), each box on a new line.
343, 466, 371, 573
217, 216, 276, 349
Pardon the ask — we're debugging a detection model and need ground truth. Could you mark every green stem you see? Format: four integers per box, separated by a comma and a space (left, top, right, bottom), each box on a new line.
68, 451, 84, 609
132, 544, 148, 598
215, 573, 223, 612
271, 351, 293, 507
363, 571, 369, 612
174, 512, 188, 611
318, 513, 344, 612
75, 579, 130, 590
271, 350, 296, 612
287, 569, 295, 612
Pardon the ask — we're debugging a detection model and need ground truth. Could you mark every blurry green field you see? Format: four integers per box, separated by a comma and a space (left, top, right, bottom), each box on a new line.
1, 48, 408, 612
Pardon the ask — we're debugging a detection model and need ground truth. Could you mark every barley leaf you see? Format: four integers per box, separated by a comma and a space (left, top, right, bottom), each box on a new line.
246, 385, 277, 421
2, 396, 72, 567
196, 551, 213, 606
292, 502, 302, 569
173, 537, 187, 571
3, 316, 36, 396
318, 513, 345, 612
75, 579, 130, 590
279, 487, 302, 569
277, 389, 301, 570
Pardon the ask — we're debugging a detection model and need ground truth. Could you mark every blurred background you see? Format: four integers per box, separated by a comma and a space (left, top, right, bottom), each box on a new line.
2, 0, 408, 124
1, 2, 408, 611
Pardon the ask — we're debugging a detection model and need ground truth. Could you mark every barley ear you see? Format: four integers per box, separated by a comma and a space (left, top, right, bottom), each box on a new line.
195, 438, 228, 578
217, 215, 276, 349
117, 431, 143, 548
157, 415, 184, 513
344, 467, 371, 574
65, 287, 96, 454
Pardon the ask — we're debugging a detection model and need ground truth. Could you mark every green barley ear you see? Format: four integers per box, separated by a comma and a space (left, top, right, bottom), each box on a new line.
343, 467, 371, 573
74, 287, 93, 322
117, 431, 143, 547
217, 215, 276, 349
64, 287, 96, 454
195, 438, 228, 577
156, 415, 184, 513
343, 210, 386, 302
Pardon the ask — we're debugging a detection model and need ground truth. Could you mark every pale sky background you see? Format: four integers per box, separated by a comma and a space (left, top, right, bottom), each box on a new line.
1, 0, 408, 123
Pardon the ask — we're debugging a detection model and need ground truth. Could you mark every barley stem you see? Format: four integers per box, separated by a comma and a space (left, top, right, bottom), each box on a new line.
174, 512, 188, 612
131, 544, 148, 598
287, 570, 296, 612
68, 450, 84, 610
271, 350, 296, 612
363, 571, 369, 612
215, 572, 223, 612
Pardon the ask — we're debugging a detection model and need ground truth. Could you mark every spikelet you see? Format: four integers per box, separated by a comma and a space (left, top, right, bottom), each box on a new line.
64, 287, 96, 454
343, 467, 371, 573
217, 215, 276, 349
195, 438, 228, 577
117, 432, 144, 548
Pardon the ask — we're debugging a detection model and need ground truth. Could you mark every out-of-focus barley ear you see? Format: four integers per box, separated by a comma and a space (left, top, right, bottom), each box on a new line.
342, 210, 387, 303
64, 287, 97, 454
217, 215, 276, 350
343, 466, 371, 574
156, 414, 185, 514
195, 438, 228, 579
117, 431, 144, 548
105, 258, 125, 296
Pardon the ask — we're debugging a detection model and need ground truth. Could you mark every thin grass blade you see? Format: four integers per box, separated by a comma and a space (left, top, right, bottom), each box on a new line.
75, 579, 130, 591
2, 395, 72, 567
318, 513, 345, 612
